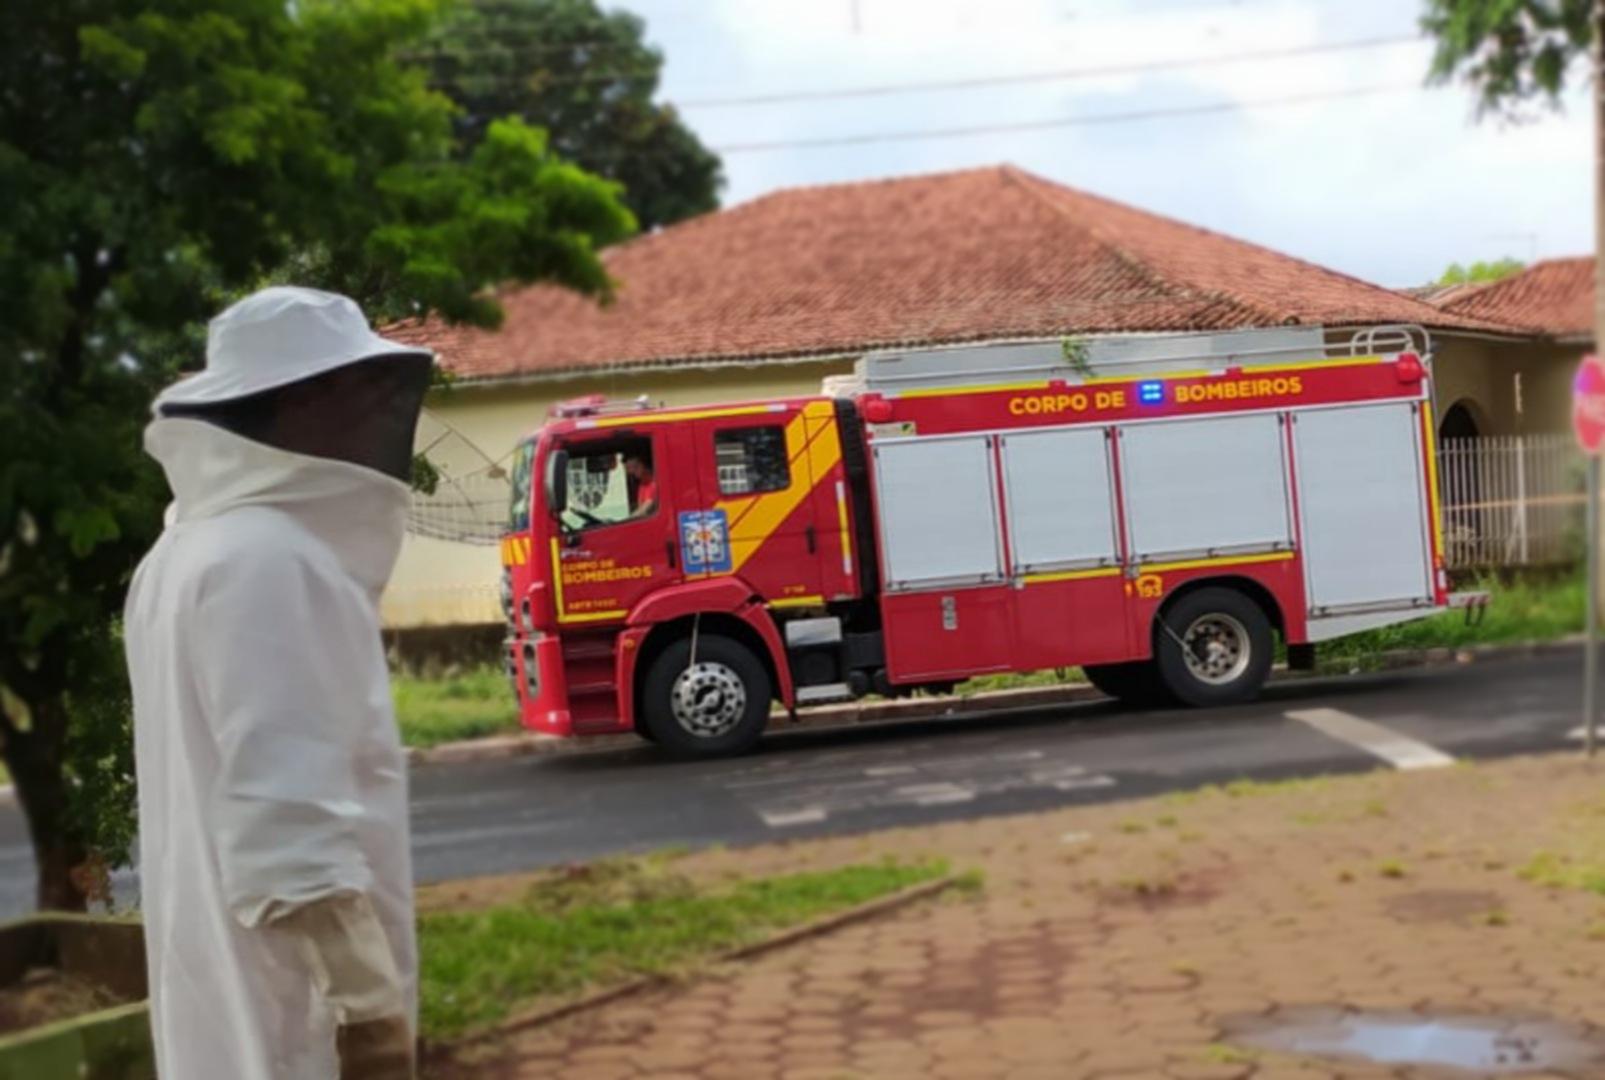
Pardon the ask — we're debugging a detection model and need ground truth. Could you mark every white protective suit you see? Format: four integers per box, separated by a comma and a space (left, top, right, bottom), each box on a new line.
124, 414, 417, 1077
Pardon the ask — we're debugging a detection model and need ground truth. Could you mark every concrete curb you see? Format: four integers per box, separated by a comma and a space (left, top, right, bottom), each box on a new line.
429, 874, 955, 1056
406, 636, 1586, 768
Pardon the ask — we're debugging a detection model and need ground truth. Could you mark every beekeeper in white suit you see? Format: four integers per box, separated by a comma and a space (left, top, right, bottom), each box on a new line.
124, 287, 432, 1079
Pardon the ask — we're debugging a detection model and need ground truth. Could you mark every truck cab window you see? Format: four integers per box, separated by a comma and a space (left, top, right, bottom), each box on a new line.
715, 426, 790, 495
556, 437, 655, 531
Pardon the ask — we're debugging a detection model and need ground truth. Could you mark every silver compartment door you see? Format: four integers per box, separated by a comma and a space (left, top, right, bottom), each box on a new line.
1000, 428, 1118, 572
1120, 413, 1292, 561
1293, 402, 1434, 611
873, 436, 1003, 589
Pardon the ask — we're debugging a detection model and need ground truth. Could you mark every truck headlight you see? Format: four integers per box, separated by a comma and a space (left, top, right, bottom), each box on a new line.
523, 639, 539, 699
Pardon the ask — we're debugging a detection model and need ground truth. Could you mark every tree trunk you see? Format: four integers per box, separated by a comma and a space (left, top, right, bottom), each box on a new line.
4, 699, 88, 912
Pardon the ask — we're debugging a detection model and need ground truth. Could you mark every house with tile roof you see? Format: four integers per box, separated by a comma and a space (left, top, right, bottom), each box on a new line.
383, 166, 1586, 630
1422, 257, 1594, 440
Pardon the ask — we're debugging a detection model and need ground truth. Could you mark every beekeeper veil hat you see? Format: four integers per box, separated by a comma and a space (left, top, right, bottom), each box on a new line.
154, 287, 435, 482
155, 287, 431, 413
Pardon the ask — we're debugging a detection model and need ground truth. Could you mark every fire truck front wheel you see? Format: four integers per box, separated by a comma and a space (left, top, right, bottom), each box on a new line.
641, 633, 773, 757
1153, 587, 1273, 707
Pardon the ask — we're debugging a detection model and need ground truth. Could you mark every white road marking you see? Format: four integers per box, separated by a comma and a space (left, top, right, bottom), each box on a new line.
1052, 775, 1117, 791
894, 782, 976, 805
759, 806, 828, 828
738, 742, 1118, 826
1286, 708, 1455, 770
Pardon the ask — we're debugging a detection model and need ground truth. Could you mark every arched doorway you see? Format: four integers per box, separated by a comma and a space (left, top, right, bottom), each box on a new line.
1439, 400, 1481, 440
1437, 399, 1486, 565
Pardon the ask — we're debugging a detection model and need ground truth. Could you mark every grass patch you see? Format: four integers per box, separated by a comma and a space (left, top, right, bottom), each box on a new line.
1317, 571, 1581, 669
1165, 773, 1350, 805
958, 667, 1082, 695
392, 666, 519, 749
417, 855, 948, 1041
1518, 851, 1605, 896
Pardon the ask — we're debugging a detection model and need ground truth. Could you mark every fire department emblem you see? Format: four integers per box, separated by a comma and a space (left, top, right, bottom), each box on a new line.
679, 509, 732, 574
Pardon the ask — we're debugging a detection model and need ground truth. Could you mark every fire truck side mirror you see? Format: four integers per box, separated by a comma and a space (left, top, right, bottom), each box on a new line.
546, 449, 569, 516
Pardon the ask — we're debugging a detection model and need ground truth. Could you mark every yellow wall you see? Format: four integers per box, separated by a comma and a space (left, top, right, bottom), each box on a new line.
383, 357, 855, 628
1432, 335, 1582, 437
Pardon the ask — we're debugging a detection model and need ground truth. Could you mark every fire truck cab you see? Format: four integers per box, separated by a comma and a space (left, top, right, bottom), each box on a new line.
501, 326, 1471, 756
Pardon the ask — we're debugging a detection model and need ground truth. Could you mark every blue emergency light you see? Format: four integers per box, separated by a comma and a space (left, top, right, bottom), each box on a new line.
1138, 380, 1164, 404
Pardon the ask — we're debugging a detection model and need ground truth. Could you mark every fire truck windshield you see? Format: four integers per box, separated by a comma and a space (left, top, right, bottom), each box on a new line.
508, 441, 534, 533
547, 436, 655, 533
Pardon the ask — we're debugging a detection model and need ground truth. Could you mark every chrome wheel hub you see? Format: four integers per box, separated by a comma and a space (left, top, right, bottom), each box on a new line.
670, 662, 747, 738
1182, 613, 1251, 685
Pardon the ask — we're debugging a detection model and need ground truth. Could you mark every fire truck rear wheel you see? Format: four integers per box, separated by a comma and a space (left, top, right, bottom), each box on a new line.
642, 633, 772, 757
1153, 587, 1273, 707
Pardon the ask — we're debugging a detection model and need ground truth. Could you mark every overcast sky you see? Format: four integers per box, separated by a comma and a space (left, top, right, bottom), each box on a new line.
622, 0, 1588, 288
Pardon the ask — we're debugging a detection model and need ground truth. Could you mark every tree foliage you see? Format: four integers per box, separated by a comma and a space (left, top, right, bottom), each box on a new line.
413, 0, 723, 231
0, 0, 633, 909
1438, 257, 1528, 284
1423, 0, 1594, 114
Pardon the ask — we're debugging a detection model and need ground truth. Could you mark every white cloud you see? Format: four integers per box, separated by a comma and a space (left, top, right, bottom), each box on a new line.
628, 0, 1589, 285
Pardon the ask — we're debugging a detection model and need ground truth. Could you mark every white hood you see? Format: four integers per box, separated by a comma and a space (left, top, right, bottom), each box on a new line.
143, 417, 409, 599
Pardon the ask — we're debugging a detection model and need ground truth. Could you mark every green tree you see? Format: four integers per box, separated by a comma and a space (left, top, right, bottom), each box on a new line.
1423, 0, 1593, 112
1437, 258, 1528, 284
413, 0, 723, 231
0, 0, 634, 910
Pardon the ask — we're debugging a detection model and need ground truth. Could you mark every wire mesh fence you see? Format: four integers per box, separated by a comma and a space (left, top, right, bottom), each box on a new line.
406, 471, 511, 545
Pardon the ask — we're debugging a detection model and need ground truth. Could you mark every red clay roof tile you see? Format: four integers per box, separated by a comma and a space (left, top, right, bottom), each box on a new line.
1437, 257, 1593, 338
387, 165, 1515, 381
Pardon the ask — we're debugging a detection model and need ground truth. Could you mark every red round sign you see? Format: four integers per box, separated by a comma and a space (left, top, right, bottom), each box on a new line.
1574, 354, 1605, 455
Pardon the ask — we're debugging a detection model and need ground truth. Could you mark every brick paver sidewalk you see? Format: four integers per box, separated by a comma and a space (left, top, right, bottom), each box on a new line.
443, 754, 1605, 1079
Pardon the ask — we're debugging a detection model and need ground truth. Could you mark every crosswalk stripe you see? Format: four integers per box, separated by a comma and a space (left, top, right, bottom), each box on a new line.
759, 806, 828, 827
1286, 707, 1455, 770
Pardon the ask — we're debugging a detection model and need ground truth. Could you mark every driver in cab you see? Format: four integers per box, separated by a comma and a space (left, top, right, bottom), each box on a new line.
623, 451, 657, 518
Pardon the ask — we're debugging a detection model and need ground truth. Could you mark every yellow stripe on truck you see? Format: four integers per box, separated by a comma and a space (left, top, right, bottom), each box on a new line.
1421, 400, 1445, 564
714, 408, 843, 575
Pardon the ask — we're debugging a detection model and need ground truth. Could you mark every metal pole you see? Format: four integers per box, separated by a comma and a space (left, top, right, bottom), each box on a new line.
1589, 455, 1600, 758
1591, 0, 1605, 758
1594, 0, 1605, 598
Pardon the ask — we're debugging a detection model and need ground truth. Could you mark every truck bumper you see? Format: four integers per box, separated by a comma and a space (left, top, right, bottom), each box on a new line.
515, 633, 574, 737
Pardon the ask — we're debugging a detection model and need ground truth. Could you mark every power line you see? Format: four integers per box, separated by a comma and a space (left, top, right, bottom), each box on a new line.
710, 83, 1417, 153
421, 32, 1424, 97
677, 34, 1423, 109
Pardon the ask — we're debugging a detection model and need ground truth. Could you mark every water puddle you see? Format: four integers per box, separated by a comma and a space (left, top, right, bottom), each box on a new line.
1223, 1006, 1605, 1074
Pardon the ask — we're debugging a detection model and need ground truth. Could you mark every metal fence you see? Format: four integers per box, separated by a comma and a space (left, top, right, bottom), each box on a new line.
1438, 434, 1585, 570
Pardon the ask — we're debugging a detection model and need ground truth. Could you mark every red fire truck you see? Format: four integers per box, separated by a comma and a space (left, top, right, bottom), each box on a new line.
500, 326, 1477, 756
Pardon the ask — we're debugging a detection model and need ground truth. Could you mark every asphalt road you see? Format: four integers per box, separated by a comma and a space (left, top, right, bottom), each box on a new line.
0, 649, 1588, 917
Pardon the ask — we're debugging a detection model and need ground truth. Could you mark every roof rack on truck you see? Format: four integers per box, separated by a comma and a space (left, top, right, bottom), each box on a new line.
823, 325, 1431, 397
